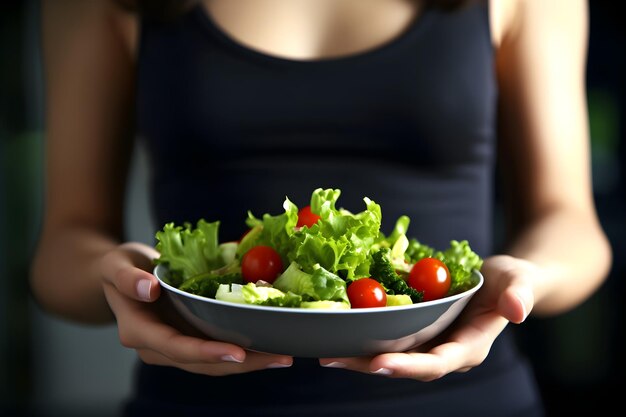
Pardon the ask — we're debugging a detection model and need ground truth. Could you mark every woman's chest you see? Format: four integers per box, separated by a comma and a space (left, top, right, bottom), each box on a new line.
137, 2, 497, 166
201, 0, 422, 61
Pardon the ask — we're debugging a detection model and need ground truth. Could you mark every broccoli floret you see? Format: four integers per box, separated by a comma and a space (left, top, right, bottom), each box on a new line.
370, 248, 423, 303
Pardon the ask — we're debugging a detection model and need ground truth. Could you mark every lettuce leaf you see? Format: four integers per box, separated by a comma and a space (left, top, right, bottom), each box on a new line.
244, 197, 299, 263
288, 188, 382, 280
273, 262, 349, 304
215, 283, 302, 307
437, 240, 483, 294
155, 219, 234, 286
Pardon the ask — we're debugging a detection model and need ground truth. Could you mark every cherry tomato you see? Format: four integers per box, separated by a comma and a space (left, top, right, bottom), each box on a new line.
407, 258, 451, 301
296, 205, 321, 228
241, 246, 283, 284
347, 278, 387, 308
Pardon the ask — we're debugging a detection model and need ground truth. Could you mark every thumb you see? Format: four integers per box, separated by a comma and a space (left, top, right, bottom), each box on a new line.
100, 243, 161, 302
497, 285, 534, 324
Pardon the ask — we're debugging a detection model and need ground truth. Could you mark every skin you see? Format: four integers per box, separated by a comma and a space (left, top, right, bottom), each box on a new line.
31, 0, 612, 380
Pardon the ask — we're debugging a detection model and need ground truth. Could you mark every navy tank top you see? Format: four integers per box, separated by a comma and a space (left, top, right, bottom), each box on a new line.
127, 2, 545, 416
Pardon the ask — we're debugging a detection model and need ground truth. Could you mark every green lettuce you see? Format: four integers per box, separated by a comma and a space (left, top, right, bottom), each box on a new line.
243, 198, 299, 263
437, 240, 483, 294
288, 188, 382, 280
273, 262, 349, 304
215, 283, 302, 307
154, 219, 239, 287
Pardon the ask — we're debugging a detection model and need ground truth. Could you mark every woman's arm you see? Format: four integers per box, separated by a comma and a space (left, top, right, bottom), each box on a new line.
31, 0, 293, 373
31, 0, 139, 323
495, 0, 612, 315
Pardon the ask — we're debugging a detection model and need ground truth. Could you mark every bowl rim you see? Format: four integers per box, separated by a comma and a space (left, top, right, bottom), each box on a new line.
152, 263, 484, 315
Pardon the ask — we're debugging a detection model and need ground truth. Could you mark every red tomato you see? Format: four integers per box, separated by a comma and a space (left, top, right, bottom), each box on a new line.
407, 258, 451, 301
241, 246, 283, 284
296, 205, 321, 228
347, 278, 387, 308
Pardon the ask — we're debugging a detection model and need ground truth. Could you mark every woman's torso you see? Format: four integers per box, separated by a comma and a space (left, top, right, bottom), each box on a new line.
138, 0, 496, 249
125, 1, 544, 415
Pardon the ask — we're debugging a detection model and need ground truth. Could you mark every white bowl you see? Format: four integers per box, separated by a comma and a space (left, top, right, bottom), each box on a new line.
154, 264, 483, 358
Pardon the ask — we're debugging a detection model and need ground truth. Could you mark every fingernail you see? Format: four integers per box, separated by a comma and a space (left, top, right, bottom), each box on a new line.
136, 279, 152, 301
372, 368, 393, 375
221, 354, 244, 363
321, 361, 346, 368
267, 362, 292, 369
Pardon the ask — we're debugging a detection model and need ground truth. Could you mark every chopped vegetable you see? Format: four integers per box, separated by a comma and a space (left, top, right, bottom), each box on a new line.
179, 272, 243, 298
369, 248, 423, 303
407, 258, 451, 302
154, 220, 239, 286
347, 278, 387, 308
273, 262, 349, 305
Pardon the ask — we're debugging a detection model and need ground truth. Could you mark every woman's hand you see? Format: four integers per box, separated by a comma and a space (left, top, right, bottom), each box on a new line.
319, 255, 538, 380
100, 242, 293, 376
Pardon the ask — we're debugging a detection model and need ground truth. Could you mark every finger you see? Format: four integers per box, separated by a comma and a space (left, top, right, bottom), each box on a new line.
106, 283, 294, 368
100, 247, 161, 302
480, 255, 536, 323
130, 320, 248, 365
498, 285, 534, 324
138, 349, 293, 377
371, 312, 509, 380
116, 266, 161, 302
104, 282, 247, 363
323, 311, 510, 380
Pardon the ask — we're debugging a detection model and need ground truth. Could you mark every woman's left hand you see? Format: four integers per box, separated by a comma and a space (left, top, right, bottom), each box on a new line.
319, 255, 539, 380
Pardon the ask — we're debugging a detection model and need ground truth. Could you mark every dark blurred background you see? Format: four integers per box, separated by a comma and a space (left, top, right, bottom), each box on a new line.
1, 1, 624, 416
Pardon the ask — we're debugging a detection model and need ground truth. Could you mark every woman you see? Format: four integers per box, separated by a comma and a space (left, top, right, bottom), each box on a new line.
31, 0, 612, 415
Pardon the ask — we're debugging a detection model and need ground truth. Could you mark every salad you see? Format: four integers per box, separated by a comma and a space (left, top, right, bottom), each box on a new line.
153, 188, 483, 309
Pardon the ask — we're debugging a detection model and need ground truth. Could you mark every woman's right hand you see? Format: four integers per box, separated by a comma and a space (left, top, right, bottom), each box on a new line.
99, 242, 293, 376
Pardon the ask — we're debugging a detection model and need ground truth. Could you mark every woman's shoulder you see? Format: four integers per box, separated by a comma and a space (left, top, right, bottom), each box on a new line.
490, 0, 588, 50
489, 0, 520, 48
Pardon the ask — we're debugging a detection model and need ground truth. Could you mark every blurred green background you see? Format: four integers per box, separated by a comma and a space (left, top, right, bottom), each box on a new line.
1, 1, 624, 416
